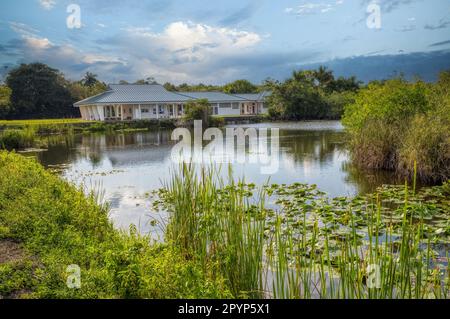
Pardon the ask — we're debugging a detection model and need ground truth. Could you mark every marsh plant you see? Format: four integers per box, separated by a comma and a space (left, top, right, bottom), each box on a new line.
154, 164, 450, 299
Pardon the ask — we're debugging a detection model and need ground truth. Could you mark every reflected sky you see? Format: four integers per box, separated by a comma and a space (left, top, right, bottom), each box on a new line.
33, 121, 401, 235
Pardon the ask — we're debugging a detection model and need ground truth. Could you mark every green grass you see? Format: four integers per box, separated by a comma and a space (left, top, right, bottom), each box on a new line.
0, 152, 231, 299
0, 119, 93, 126
0, 127, 38, 150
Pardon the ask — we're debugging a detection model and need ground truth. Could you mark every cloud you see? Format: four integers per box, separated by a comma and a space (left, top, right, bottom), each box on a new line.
429, 39, 450, 48
285, 0, 344, 16
219, 3, 260, 26
304, 49, 450, 82
424, 18, 450, 30
92, 21, 265, 83
360, 0, 420, 13
9, 22, 40, 38
2, 22, 127, 81
396, 25, 416, 32
3, 20, 284, 84
38, 0, 56, 10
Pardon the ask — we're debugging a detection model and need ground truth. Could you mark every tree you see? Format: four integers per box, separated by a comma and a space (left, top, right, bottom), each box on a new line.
0, 85, 11, 118
135, 77, 158, 85
223, 79, 258, 94
6, 63, 76, 119
313, 66, 334, 89
184, 99, 211, 126
267, 70, 327, 120
163, 82, 177, 91
82, 72, 99, 87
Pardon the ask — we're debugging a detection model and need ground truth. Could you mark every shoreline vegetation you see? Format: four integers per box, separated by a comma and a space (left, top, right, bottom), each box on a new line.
1, 153, 449, 299
343, 71, 449, 184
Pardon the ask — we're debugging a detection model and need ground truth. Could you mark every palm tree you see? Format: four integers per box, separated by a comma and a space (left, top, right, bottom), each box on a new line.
82, 72, 98, 87
314, 66, 334, 88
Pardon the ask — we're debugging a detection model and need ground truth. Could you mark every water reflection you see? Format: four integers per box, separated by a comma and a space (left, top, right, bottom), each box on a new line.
31, 121, 400, 234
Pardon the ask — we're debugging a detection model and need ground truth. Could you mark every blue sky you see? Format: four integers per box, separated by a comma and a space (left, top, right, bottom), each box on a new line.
0, 0, 449, 83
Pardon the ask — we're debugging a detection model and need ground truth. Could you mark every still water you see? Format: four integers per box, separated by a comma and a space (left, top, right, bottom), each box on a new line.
32, 121, 400, 235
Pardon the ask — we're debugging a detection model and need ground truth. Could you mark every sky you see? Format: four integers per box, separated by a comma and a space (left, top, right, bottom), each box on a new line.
0, 0, 449, 84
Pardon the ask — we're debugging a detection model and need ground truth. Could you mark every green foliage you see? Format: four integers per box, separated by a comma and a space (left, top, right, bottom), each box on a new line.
0, 152, 230, 298
343, 73, 449, 182
184, 99, 212, 126
223, 80, 258, 94
81, 72, 99, 87
6, 63, 77, 119
0, 85, 11, 118
0, 127, 37, 150
267, 67, 359, 120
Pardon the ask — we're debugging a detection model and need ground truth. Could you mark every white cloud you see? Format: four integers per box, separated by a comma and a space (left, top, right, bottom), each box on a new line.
105, 21, 263, 82
286, 1, 344, 15
39, 0, 56, 10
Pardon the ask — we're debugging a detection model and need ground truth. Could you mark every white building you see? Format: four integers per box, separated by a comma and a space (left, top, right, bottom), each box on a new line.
74, 84, 271, 121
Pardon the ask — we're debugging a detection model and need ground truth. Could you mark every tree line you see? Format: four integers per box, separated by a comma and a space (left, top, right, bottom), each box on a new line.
0, 62, 361, 120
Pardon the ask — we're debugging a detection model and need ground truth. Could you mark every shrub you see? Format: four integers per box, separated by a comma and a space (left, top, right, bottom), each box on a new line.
342, 73, 449, 183
0, 127, 36, 150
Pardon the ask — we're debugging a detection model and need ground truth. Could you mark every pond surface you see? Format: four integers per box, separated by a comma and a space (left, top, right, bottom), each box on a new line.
31, 121, 401, 235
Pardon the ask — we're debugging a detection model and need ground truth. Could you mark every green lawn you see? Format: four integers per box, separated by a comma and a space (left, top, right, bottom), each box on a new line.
0, 119, 95, 126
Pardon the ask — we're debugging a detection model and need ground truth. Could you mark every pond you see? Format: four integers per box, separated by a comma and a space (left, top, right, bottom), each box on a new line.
30, 121, 402, 235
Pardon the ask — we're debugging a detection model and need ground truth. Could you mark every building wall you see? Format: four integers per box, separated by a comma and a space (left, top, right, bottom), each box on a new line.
78, 100, 267, 121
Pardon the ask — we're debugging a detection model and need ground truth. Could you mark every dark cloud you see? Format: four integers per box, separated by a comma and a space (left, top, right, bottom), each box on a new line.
302, 49, 450, 82
429, 39, 450, 47
424, 18, 450, 30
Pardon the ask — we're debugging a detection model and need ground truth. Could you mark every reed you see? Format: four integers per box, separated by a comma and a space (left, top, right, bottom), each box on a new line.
156, 164, 450, 299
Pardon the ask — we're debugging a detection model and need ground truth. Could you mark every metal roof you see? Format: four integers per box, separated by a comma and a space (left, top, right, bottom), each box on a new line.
177, 92, 247, 102
233, 91, 272, 101
74, 85, 271, 107
74, 84, 194, 106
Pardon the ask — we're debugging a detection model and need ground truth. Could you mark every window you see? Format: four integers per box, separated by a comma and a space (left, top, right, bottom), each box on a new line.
219, 103, 231, 108
141, 108, 150, 113
153, 106, 157, 115
232, 103, 239, 109
159, 105, 164, 114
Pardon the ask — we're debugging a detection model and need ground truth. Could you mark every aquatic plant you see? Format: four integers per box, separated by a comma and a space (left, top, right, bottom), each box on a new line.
154, 164, 450, 299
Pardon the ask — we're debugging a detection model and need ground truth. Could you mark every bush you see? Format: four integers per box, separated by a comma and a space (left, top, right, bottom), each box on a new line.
343, 74, 450, 183
184, 99, 212, 126
0, 128, 36, 150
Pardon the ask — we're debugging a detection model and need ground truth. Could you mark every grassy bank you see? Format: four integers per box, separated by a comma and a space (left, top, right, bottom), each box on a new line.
0, 119, 177, 150
343, 71, 450, 183
0, 152, 230, 299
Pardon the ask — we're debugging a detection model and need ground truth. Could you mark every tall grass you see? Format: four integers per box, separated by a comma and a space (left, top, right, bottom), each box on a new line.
157, 164, 450, 299
159, 164, 266, 298
0, 127, 37, 150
